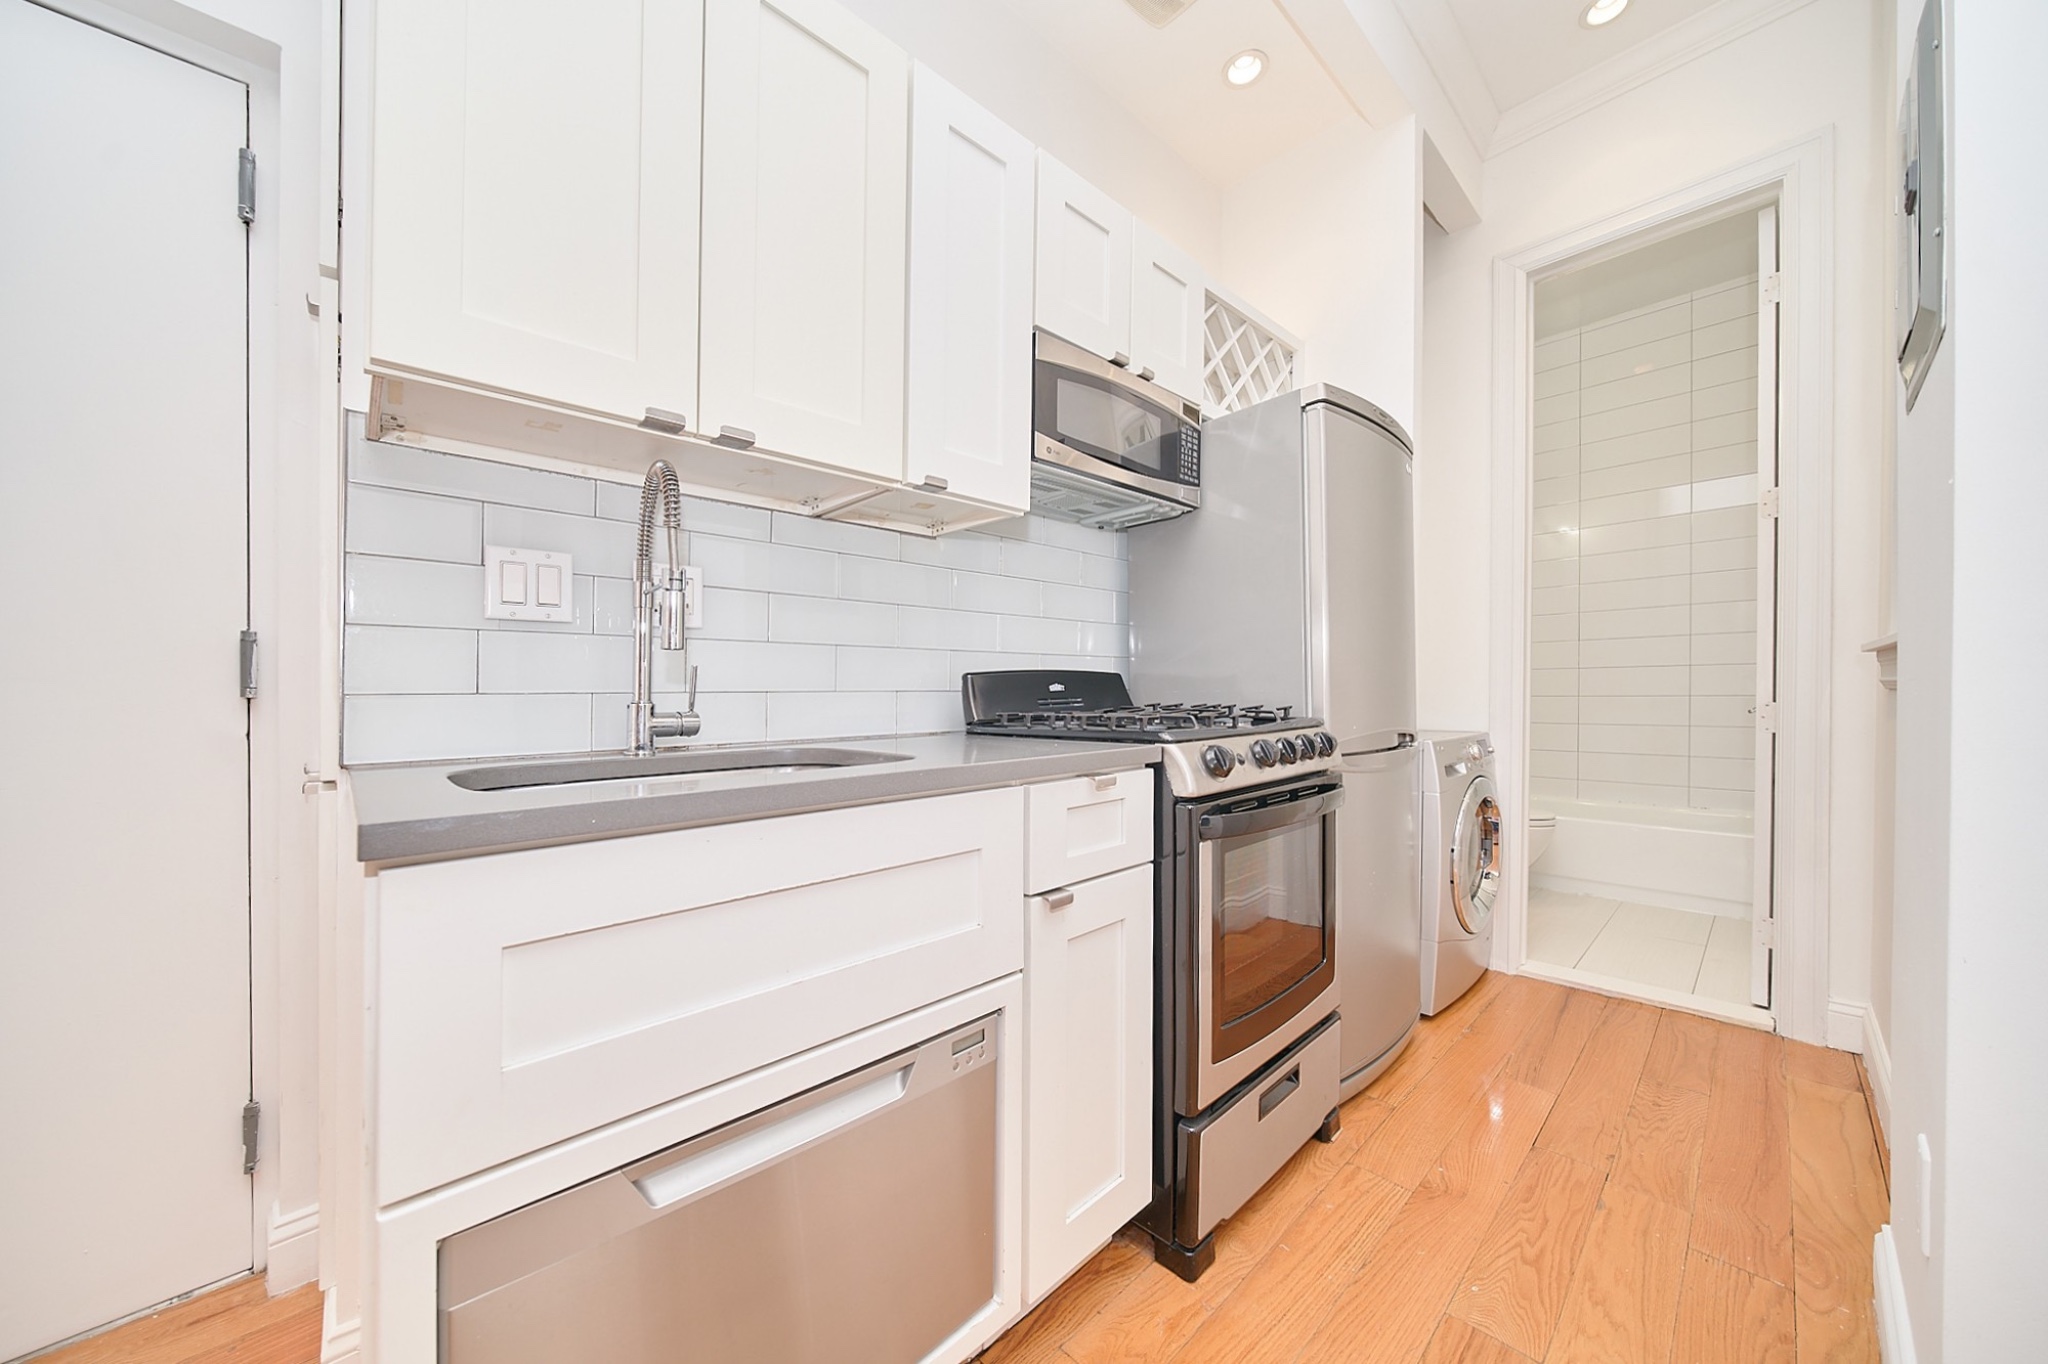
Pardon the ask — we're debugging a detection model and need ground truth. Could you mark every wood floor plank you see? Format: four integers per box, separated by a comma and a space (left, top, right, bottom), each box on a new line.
1787, 1075, 1889, 1364
1784, 1040, 1863, 1092
1533, 997, 1660, 1170
1546, 1182, 1692, 1364
979, 1232, 1151, 1364
1295, 1081, 1555, 1364
1505, 987, 1608, 1095
1671, 1251, 1796, 1364
1692, 1026, 1795, 1286
1365, 970, 1513, 1106
1057, 1259, 1212, 1364
1610, 1078, 1712, 1212
36, 1281, 317, 1364
1168, 1161, 1408, 1363
1642, 1010, 1722, 1095
1445, 1147, 1607, 1358
1418, 1316, 1538, 1364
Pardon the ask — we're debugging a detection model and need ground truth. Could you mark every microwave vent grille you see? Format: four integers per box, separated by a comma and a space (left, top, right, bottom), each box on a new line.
1028, 461, 1191, 531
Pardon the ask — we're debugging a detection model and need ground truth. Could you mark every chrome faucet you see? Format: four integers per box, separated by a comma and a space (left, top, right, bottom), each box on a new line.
627, 460, 700, 755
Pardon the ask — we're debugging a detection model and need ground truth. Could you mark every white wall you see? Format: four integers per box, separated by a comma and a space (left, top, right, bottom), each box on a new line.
1218, 115, 1424, 432
1418, 0, 1889, 1031
837, 0, 1222, 270
1887, 1, 2048, 1356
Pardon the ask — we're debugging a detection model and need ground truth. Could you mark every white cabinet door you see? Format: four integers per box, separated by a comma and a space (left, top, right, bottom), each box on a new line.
1024, 864, 1153, 1302
1034, 153, 1132, 362
700, 0, 909, 480
369, 0, 702, 424
1130, 222, 1207, 406
904, 65, 1034, 513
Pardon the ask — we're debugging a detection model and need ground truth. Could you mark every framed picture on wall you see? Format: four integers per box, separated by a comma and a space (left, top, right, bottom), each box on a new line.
1897, 0, 1946, 408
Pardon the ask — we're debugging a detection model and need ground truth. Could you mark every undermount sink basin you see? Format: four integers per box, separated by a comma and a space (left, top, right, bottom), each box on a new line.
448, 746, 912, 792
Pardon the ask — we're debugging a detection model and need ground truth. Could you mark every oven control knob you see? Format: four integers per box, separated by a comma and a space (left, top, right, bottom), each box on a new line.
1202, 744, 1235, 778
1275, 736, 1301, 764
1317, 731, 1337, 757
1249, 738, 1278, 768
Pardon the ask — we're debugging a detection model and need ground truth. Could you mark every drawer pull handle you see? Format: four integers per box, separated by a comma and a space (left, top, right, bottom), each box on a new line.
1090, 774, 1119, 792
1044, 889, 1075, 911
1258, 1065, 1301, 1121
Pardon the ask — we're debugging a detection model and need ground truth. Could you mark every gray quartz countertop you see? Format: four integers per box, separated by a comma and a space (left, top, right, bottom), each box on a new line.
347, 732, 1161, 866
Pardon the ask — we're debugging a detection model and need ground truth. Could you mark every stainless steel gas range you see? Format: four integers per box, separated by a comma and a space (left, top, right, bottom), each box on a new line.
963, 669, 1344, 1280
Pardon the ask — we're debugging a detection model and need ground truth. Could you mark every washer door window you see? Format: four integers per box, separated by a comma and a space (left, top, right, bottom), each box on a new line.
1449, 776, 1502, 935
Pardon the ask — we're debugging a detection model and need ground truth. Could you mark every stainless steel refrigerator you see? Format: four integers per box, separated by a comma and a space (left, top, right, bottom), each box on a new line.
1128, 386, 1420, 1099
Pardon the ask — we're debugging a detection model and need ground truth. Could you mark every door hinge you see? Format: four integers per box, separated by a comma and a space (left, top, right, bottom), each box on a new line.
1758, 486, 1781, 518
241, 1101, 260, 1174
1756, 701, 1779, 733
1755, 917, 1777, 949
239, 630, 259, 699
237, 147, 256, 224
1760, 271, 1783, 304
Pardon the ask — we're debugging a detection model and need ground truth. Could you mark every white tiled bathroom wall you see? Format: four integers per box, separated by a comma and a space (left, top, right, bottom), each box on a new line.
340, 418, 1131, 763
1529, 274, 1762, 812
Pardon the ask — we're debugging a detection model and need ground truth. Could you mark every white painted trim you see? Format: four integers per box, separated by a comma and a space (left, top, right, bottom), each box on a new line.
1826, 1000, 1867, 1053
266, 1203, 319, 1295
321, 1289, 362, 1364
1873, 1225, 1918, 1364
1862, 1004, 1893, 1142
1488, 0, 1824, 157
1520, 959, 1776, 1032
1491, 133, 1837, 1045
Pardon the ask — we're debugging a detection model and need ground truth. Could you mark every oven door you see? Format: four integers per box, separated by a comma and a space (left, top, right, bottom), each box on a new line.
1190, 777, 1342, 1112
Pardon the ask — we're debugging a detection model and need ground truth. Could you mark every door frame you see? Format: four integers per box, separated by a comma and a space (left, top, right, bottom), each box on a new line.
34, 0, 338, 1296
1487, 132, 1836, 1044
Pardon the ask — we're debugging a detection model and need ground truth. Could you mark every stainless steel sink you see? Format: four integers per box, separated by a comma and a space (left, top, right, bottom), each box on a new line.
448, 747, 912, 792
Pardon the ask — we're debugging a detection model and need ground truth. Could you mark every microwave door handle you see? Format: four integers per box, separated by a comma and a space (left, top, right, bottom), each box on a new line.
1197, 788, 1346, 841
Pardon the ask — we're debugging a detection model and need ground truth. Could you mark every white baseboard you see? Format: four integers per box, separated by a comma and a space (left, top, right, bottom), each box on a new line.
322, 1289, 362, 1364
266, 1202, 319, 1292
1826, 999, 1868, 1053
1862, 1007, 1894, 1142
1873, 1225, 1918, 1364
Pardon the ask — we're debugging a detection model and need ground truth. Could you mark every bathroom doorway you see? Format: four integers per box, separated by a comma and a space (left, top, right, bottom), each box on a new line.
1518, 208, 1779, 1021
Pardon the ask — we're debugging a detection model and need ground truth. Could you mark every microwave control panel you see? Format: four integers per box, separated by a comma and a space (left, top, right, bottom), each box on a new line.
1176, 427, 1201, 486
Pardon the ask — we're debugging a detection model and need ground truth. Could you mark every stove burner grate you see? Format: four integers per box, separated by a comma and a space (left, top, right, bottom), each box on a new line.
976, 702, 1296, 734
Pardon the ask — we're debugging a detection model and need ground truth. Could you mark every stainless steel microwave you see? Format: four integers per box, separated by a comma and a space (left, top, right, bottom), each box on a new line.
1030, 329, 1202, 529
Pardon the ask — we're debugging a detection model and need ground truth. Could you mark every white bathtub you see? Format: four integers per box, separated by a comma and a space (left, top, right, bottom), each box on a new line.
1528, 798, 1753, 918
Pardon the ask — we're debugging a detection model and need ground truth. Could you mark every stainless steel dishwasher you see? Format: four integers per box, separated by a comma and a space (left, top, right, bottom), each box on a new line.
438, 1015, 1001, 1364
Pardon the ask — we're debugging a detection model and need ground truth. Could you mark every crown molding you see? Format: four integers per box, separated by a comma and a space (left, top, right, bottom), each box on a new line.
1488, 0, 1824, 157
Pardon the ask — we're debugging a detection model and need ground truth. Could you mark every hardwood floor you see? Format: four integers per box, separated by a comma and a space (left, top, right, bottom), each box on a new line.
36, 975, 1885, 1364
980, 974, 1888, 1364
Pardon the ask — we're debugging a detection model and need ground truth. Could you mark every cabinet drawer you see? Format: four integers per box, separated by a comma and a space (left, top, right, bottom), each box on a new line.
1025, 769, 1153, 894
373, 788, 1024, 1205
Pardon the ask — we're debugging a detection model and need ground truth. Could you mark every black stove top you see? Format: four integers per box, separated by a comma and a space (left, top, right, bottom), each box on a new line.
961, 669, 1315, 744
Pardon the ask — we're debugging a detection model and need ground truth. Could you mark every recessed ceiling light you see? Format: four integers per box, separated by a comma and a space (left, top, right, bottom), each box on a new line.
1581, 0, 1629, 27
1224, 49, 1266, 87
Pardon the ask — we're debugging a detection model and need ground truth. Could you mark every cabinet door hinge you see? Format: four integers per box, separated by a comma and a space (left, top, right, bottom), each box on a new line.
241, 1101, 260, 1174
237, 147, 256, 224
239, 630, 259, 699
1760, 271, 1783, 304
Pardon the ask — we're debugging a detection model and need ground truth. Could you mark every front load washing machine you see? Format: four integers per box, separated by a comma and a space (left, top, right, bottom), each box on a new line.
1419, 732, 1502, 1015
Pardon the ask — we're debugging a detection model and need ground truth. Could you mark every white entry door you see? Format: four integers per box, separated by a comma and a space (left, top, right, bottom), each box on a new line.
0, 4, 253, 1357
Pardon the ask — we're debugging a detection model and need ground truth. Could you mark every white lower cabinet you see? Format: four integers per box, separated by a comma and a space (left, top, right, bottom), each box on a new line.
1024, 862, 1155, 1302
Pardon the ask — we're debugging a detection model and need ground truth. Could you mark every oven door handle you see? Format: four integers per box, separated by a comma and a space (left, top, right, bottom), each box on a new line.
1196, 787, 1345, 841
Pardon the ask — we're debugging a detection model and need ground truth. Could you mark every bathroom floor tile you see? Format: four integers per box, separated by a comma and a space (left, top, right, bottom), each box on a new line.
1605, 902, 1716, 946
1526, 889, 1620, 969
1693, 947, 1754, 1005
1705, 914, 1751, 956
1577, 931, 1708, 993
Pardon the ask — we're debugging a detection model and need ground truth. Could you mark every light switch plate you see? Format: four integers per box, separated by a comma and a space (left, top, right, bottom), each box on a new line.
484, 545, 575, 622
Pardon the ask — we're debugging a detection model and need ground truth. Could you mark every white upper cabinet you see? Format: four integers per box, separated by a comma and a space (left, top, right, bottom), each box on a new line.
1130, 223, 1207, 403
699, 0, 910, 481
368, 0, 702, 425
1034, 154, 1132, 363
903, 65, 1034, 514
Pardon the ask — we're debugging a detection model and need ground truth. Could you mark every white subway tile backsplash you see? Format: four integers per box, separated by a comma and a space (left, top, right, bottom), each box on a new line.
1690, 663, 1756, 696
1580, 300, 1689, 358
1534, 420, 1580, 455
1691, 474, 1758, 514
1531, 695, 1579, 724
1691, 380, 1757, 420
1533, 392, 1579, 425
1689, 756, 1755, 790
1692, 346, 1758, 388
1581, 393, 1692, 444
1534, 334, 1580, 372
1578, 779, 1691, 807
1580, 635, 1689, 668
1532, 614, 1579, 643
1691, 695, 1753, 727
1529, 749, 1579, 780
1534, 364, 1580, 400
1532, 668, 1580, 696
1691, 315, 1756, 359
1578, 364, 1692, 415
1580, 453, 1691, 500
1691, 443, 1759, 481
1691, 631, 1757, 665
1580, 723, 1688, 756
346, 484, 483, 564
1532, 641, 1579, 670
1690, 726, 1754, 759
1690, 412, 1756, 450
1580, 332, 1690, 387
343, 625, 477, 695
1531, 723, 1579, 751
1692, 568, 1758, 603
1588, 695, 1689, 726
1690, 278, 1758, 326
1533, 531, 1582, 562
1580, 485, 1691, 528
1580, 543, 1691, 584
1580, 605, 1690, 640
1691, 600, 1757, 634
1533, 558, 1581, 588
1580, 575, 1690, 612
1532, 584, 1579, 615
1581, 666, 1689, 696
1579, 423, 1691, 472
1580, 751, 1687, 786
341, 422, 1129, 764
1534, 475, 1580, 508
345, 693, 593, 763
1690, 506, 1755, 543
354, 440, 595, 515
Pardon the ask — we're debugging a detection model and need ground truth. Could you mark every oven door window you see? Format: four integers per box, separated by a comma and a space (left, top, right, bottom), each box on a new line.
1213, 819, 1329, 1030
1037, 366, 1186, 482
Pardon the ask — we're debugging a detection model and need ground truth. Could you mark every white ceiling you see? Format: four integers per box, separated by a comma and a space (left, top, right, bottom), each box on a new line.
991, 0, 1357, 187
1433, 0, 1724, 114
